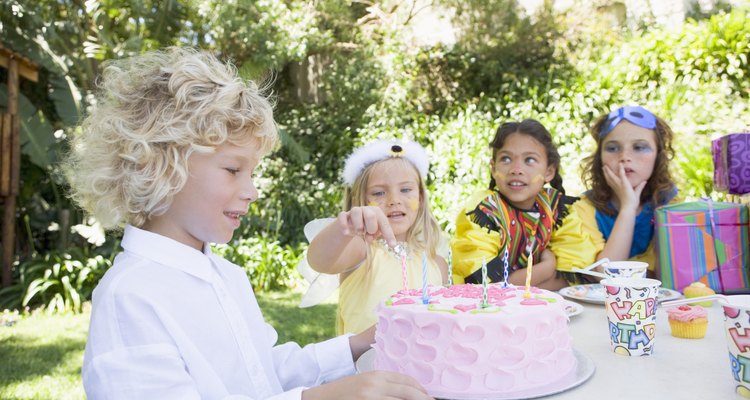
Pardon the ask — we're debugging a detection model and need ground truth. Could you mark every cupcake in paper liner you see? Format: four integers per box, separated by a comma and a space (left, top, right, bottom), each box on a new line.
683, 282, 715, 307
667, 305, 708, 339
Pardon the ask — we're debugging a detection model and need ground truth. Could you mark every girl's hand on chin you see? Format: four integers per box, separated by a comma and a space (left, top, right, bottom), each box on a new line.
603, 164, 645, 213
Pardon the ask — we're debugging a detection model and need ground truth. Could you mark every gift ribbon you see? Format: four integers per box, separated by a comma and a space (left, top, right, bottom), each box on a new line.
703, 197, 726, 291
662, 197, 727, 289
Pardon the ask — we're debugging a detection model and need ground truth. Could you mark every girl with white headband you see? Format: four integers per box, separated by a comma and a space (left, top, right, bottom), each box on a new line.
306, 139, 448, 335
550, 106, 678, 283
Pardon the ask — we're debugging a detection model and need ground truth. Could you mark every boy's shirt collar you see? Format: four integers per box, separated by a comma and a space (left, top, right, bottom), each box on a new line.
121, 225, 215, 282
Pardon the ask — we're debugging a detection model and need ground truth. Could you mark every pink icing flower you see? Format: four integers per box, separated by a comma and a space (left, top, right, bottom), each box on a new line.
393, 298, 417, 306
454, 304, 478, 312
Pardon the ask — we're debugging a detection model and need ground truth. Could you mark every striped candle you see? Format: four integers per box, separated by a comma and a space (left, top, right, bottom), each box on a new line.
502, 246, 509, 288
481, 258, 488, 308
421, 254, 429, 304
447, 248, 453, 287
400, 253, 408, 292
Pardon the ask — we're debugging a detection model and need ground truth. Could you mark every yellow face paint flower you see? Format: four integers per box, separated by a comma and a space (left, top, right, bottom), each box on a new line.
408, 198, 419, 211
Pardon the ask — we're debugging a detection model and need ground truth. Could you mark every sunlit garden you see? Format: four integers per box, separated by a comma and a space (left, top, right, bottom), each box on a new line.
1, 0, 749, 398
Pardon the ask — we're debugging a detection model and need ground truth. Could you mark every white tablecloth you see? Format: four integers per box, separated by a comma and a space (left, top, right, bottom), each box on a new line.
555, 300, 735, 399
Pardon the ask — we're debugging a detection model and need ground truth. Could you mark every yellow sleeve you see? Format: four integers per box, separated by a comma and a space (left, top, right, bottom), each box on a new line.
548, 197, 603, 272
632, 242, 657, 271
450, 190, 501, 284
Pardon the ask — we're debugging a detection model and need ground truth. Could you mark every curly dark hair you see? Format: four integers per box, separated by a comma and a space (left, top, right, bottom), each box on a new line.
581, 110, 676, 215
488, 119, 565, 195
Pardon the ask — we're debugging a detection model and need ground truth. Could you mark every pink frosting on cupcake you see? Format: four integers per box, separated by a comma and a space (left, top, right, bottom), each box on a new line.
666, 305, 707, 322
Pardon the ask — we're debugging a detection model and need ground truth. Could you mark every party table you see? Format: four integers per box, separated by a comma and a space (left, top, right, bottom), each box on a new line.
554, 300, 735, 399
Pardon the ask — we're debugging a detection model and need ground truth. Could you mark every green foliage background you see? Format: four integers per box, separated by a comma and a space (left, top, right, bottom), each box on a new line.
1, 1, 749, 311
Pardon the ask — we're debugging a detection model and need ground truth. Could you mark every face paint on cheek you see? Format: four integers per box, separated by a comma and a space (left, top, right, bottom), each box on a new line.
408, 198, 419, 211
368, 200, 379, 207
493, 170, 506, 183
532, 175, 545, 184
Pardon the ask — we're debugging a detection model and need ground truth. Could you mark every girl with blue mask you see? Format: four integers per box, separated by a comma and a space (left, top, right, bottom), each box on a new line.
549, 106, 678, 283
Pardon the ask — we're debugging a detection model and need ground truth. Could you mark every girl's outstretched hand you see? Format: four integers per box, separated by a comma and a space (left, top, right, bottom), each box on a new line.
302, 371, 434, 400
337, 206, 398, 248
602, 164, 646, 213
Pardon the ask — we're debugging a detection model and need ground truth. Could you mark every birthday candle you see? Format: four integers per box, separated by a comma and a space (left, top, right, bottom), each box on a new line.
524, 239, 535, 298
481, 258, 488, 308
421, 254, 429, 304
502, 246, 509, 288
401, 253, 408, 292
447, 248, 453, 287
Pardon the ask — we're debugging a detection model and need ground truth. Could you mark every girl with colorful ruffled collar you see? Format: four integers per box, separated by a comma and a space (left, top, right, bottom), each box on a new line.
452, 119, 574, 290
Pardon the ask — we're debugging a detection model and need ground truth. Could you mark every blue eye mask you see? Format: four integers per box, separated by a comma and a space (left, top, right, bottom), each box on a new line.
599, 106, 657, 137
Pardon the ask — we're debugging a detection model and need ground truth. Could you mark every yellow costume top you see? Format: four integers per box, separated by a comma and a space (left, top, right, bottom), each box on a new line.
451, 188, 575, 284
549, 194, 676, 272
337, 241, 443, 334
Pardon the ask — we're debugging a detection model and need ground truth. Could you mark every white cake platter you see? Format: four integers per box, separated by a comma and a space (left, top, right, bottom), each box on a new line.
356, 348, 595, 400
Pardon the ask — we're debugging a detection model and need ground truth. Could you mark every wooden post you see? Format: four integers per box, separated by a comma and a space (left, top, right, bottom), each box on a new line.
2, 58, 19, 287
0, 45, 38, 288
1, 113, 10, 196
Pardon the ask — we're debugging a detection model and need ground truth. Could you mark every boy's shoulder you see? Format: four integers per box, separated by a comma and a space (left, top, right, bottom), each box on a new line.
92, 251, 162, 300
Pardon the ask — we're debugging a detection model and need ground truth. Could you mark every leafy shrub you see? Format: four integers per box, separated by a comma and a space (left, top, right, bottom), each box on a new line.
359, 8, 750, 235
0, 249, 111, 313
212, 235, 305, 292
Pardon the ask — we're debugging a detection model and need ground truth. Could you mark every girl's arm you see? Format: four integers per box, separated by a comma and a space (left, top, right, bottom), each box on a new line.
436, 256, 448, 284
597, 163, 647, 262
307, 206, 397, 274
506, 248, 557, 286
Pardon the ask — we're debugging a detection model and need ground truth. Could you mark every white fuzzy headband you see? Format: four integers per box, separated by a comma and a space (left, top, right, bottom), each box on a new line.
342, 139, 429, 186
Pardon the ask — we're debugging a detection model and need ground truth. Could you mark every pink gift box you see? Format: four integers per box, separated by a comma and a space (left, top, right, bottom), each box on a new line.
655, 199, 750, 294
713, 133, 750, 195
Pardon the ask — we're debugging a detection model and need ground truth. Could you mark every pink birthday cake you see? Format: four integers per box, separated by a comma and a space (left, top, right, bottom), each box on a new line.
373, 284, 575, 399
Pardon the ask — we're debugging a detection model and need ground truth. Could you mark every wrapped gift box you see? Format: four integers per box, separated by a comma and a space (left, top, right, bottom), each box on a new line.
655, 200, 750, 294
713, 133, 750, 195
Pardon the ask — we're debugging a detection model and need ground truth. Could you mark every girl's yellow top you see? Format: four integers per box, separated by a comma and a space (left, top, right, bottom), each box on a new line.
549, 195, 657, 272
337, 241, 442, 335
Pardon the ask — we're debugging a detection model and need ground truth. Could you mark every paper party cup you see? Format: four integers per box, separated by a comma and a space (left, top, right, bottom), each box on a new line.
722, 295, 750, 398
602, 277, 661, 356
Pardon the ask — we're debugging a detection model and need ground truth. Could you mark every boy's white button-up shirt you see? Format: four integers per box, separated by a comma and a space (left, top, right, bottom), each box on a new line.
83, 225, 355, 399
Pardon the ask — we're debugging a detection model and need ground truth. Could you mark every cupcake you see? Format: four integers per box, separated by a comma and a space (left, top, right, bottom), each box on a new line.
667, 305, 708, 339
683, 282, 716, 307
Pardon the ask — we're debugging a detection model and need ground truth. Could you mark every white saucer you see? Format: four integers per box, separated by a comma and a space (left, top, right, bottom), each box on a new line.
564, 300, 584, 317
356, 348, 595, 400
559, 284, 682, 305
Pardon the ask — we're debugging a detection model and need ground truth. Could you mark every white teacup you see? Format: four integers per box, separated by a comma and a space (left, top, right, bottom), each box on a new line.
603, 261, 649, 279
